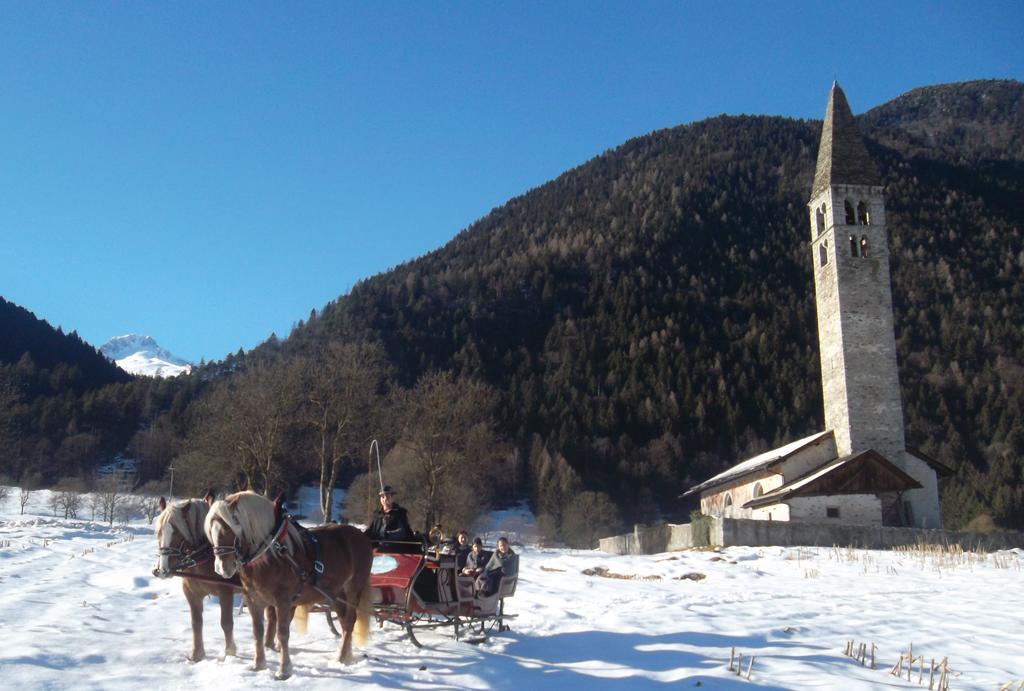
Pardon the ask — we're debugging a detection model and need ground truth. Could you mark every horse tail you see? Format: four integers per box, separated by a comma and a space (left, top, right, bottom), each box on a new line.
293, 604, 310, 635
353, 585, 372, 647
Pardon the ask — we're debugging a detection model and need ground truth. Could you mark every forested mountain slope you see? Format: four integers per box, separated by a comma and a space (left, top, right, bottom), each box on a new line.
0, 297, 129, 391
0, 297, 194, 483
276, 80, 1024, 528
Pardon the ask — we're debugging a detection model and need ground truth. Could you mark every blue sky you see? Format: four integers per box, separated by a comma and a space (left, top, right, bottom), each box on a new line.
2, 1, 1022, 363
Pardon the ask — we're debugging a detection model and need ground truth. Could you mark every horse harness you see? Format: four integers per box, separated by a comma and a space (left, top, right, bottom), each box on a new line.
214, 507, 355, 609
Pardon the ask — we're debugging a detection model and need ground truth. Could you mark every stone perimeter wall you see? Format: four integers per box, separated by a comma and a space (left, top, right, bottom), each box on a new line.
598, 518, 1024, 555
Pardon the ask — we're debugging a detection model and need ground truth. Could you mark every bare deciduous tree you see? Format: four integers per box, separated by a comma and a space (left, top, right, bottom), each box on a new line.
293, 342, 389, 523
138, 495, 162, 523
51, 479, 85, 519
116, 498, 141, 525
93, 473, 129, 526
170, 449, 231, 498
189, 363, 296, 494
129, 418, 183, 485
134, 480, 166, 523
394, 371, 500, 532
61, 491, 81, 520
560, 491, 623, 549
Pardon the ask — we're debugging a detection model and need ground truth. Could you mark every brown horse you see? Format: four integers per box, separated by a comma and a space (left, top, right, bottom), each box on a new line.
153, 494, 239, 662
205, 491, 373, 679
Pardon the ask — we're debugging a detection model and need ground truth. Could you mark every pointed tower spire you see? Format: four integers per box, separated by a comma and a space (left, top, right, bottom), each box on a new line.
811, 82, 881, 197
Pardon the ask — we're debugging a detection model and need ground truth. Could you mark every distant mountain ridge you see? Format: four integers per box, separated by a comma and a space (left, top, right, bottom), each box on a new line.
861, 79, 1024, 162
100, 334, 192, 378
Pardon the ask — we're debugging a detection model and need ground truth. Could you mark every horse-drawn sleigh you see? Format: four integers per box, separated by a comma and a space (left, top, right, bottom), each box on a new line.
153, 491, 518, 678
365, 544, 518, 646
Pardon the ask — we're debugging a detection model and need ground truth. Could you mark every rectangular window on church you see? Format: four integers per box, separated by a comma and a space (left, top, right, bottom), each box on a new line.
826, 507, 840, 519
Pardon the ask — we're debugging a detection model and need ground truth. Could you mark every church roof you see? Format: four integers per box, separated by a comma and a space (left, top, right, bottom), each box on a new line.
680, 430, 833, 497
742, 449, 922, 509
811, 82, 882, 197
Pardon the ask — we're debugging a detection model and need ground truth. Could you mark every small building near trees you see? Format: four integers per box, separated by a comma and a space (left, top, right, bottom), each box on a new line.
685, 429, 948, 526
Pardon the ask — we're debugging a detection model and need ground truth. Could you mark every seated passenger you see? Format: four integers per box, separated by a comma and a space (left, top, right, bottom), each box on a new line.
454, 531, 471, 569
461, 537, 490, 577
475, 536, 517, 596
366, 485, 416, 552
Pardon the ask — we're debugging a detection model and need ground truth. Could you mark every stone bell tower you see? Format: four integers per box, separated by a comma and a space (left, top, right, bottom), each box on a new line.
807, 82, 941, 527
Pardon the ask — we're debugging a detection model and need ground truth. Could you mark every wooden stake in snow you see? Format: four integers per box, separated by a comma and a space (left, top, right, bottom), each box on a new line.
729, 646, 735, 672
871, 643, 876, 670
736, 653, 743, 676
746, 656, 754, 680
892, 654, 904, 677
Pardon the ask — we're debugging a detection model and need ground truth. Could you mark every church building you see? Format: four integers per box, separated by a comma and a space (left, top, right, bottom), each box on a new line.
683, 83, 947, 529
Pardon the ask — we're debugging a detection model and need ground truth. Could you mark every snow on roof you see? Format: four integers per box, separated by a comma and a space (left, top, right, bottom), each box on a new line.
742, 448, 921, 509
682, 430, 832, 497
742, 454, 852, 508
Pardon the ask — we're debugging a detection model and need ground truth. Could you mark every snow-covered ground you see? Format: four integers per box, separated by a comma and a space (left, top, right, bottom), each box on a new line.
1, 486, 1022, 690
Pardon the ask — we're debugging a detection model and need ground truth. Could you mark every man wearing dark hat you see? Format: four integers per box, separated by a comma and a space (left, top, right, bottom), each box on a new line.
367, 485, 415, 550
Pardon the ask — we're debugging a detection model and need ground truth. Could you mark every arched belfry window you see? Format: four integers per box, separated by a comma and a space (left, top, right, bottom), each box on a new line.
860, 235, 869, 257
857, 201, 870, 225
849, 234, 858, 257
844, 200, 856, 225
753, 483, 763, 498
723, 493, 733, 516
815, 207, 825, 235
819, 240, 829, 267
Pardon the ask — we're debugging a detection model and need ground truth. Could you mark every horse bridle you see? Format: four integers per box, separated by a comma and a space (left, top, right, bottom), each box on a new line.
209, 513, 267, 576
155, 527, 213, 577
212, 536, 243, 561
159, 541, 213, 573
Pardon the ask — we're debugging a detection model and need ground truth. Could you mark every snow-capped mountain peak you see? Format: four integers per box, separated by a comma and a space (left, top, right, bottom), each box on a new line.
100, 334, 192, 378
